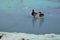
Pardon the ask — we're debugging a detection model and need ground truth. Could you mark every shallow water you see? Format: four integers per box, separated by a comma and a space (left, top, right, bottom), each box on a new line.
0, 0, 60, 34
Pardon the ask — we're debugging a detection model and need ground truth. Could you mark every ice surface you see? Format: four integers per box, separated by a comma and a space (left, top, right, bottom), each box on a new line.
0, 0, 60, 34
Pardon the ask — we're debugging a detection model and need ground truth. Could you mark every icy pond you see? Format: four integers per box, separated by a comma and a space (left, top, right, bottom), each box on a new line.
0, 0, 60, 34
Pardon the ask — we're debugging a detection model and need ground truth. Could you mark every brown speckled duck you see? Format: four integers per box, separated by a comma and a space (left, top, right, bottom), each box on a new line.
32, 9, 37, 17
39, 12, 44, 17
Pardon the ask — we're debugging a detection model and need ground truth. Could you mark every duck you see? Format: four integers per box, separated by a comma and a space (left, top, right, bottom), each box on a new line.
39, 12, 44, 17
32, 9, 37, 17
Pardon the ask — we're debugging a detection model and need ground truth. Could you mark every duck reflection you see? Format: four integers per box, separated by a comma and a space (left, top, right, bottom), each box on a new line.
32, 17, 37, 27
39, 17, 44, 26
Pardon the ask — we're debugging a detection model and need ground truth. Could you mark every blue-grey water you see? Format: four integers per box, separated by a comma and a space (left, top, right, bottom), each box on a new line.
0, 0, 60, 34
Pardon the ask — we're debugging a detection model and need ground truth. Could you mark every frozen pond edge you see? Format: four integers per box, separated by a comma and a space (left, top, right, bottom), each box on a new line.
0, 32, 60, 40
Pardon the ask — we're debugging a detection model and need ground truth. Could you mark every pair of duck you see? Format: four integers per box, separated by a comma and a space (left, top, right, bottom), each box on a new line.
32, 9, 44, 17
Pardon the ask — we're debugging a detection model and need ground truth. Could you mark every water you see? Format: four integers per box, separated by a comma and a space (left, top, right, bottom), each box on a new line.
0, 0, 60, 34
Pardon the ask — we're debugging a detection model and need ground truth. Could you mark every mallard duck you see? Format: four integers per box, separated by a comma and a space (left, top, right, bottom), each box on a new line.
39, 12, 44, 17
32, 9, 37, 17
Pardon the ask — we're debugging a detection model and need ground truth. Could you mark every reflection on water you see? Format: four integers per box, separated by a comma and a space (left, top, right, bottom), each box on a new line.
32, 17, 37, 27
39, 16, 44, 26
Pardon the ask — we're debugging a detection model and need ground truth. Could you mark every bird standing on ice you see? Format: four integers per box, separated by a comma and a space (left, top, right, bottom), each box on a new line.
32, 9, 37, 17
39, 12, 44, 17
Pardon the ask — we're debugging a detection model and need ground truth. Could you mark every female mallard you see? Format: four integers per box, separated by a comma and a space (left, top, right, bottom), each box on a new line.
39, 12, 44, 17
32, 9, 37, 17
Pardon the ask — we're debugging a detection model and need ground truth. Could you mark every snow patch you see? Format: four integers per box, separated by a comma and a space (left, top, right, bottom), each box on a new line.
0, 32, 60, 40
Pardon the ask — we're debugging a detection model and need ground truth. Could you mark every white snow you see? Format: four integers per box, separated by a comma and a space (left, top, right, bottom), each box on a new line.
0, 32, 60, 40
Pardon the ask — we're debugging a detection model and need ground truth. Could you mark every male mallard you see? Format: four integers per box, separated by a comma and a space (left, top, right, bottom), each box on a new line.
32, 9, 37, 17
